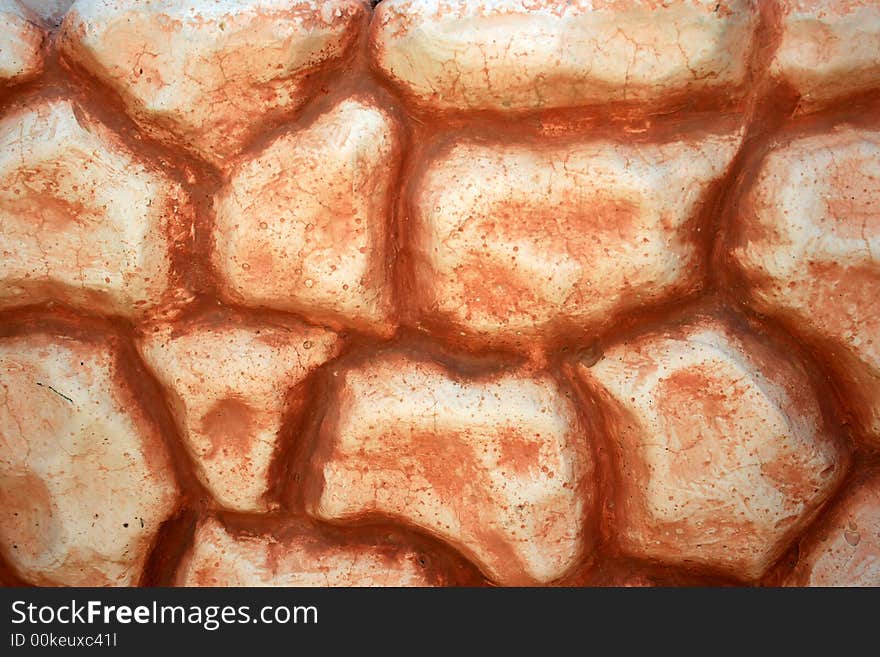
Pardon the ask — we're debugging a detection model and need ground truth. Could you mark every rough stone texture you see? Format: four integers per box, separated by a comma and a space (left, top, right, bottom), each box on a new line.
0, 0, 45, 84
729, 127, 880, 447
306, 351, 594, 586
409, 128, 742, 353
177, 517, 441, 586
61, 0, 369, 165
138, 310, 341, 512
212, 96, 400, 336
0, 331, 179, 586
372, 0, 759, 113
0, 99, 189, 318
574, 314, 846, 580
772, 1, 880, 112
785, 471, 880, 587
0, 0, 877, 588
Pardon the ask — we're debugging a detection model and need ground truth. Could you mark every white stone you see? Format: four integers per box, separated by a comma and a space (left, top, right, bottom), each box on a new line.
772, 1, 880, 111
0, 332, 179, 586
61, 0, 369, 164
177, 517, 440, 586
372, 0, 758, 112
410, 128, 742, 351
729, 127, 880, 446
139, 310, 340, 512
212, 96, 400, 335
0, 99, 188, 317
307, 351, 594, 585
575, 315, 846, 580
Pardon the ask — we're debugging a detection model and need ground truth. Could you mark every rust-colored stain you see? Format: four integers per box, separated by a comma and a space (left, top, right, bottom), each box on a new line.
825, 165, 880, 238
200, 397, 258, 460
654, 365, 745, 481
0, 473, 54, 565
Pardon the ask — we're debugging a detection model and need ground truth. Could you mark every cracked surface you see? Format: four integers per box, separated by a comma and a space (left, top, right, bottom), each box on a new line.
772, 1, 880, 112
728, 127, 880, 447
305, 351, 593, 585
212, 96, 400, 335
372, 0, 759, 113
0, 331, 179, 586
0, 98, 189, 318
177, 516, 446, 586
409, 127, 742, 354
138, 309, 341, 512
574, 313, 846, 580
0, 0, 878, 588
60, 0, 369, 166
784, 469, 880, 587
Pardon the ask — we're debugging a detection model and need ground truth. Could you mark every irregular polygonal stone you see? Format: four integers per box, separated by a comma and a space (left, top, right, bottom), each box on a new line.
177, 517, 442, 586
138, 309, 341, 512
306, 351, 594, 585
772, 1, 880, 111
61, 0, 368, 165
409, 129, 742, 352
0, 0, 44, 84
213, 96, 400, 336
785, 471, 880, 587
372, 0, 759, 113
0, 331, 179, 586
574, 314, 845, 580
0, 99, 189, 317
729, 127, 880, 446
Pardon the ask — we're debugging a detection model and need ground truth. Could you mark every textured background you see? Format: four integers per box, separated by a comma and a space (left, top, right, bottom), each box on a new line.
1, 0, 879, 587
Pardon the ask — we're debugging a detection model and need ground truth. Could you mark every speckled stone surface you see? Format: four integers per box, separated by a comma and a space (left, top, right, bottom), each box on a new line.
1, 0, 879, 587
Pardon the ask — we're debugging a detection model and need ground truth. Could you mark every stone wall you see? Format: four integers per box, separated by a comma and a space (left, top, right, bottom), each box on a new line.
1, 0, 878, 586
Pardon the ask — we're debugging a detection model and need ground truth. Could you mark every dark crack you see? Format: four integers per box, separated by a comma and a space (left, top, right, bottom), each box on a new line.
35, 382, 74, 404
